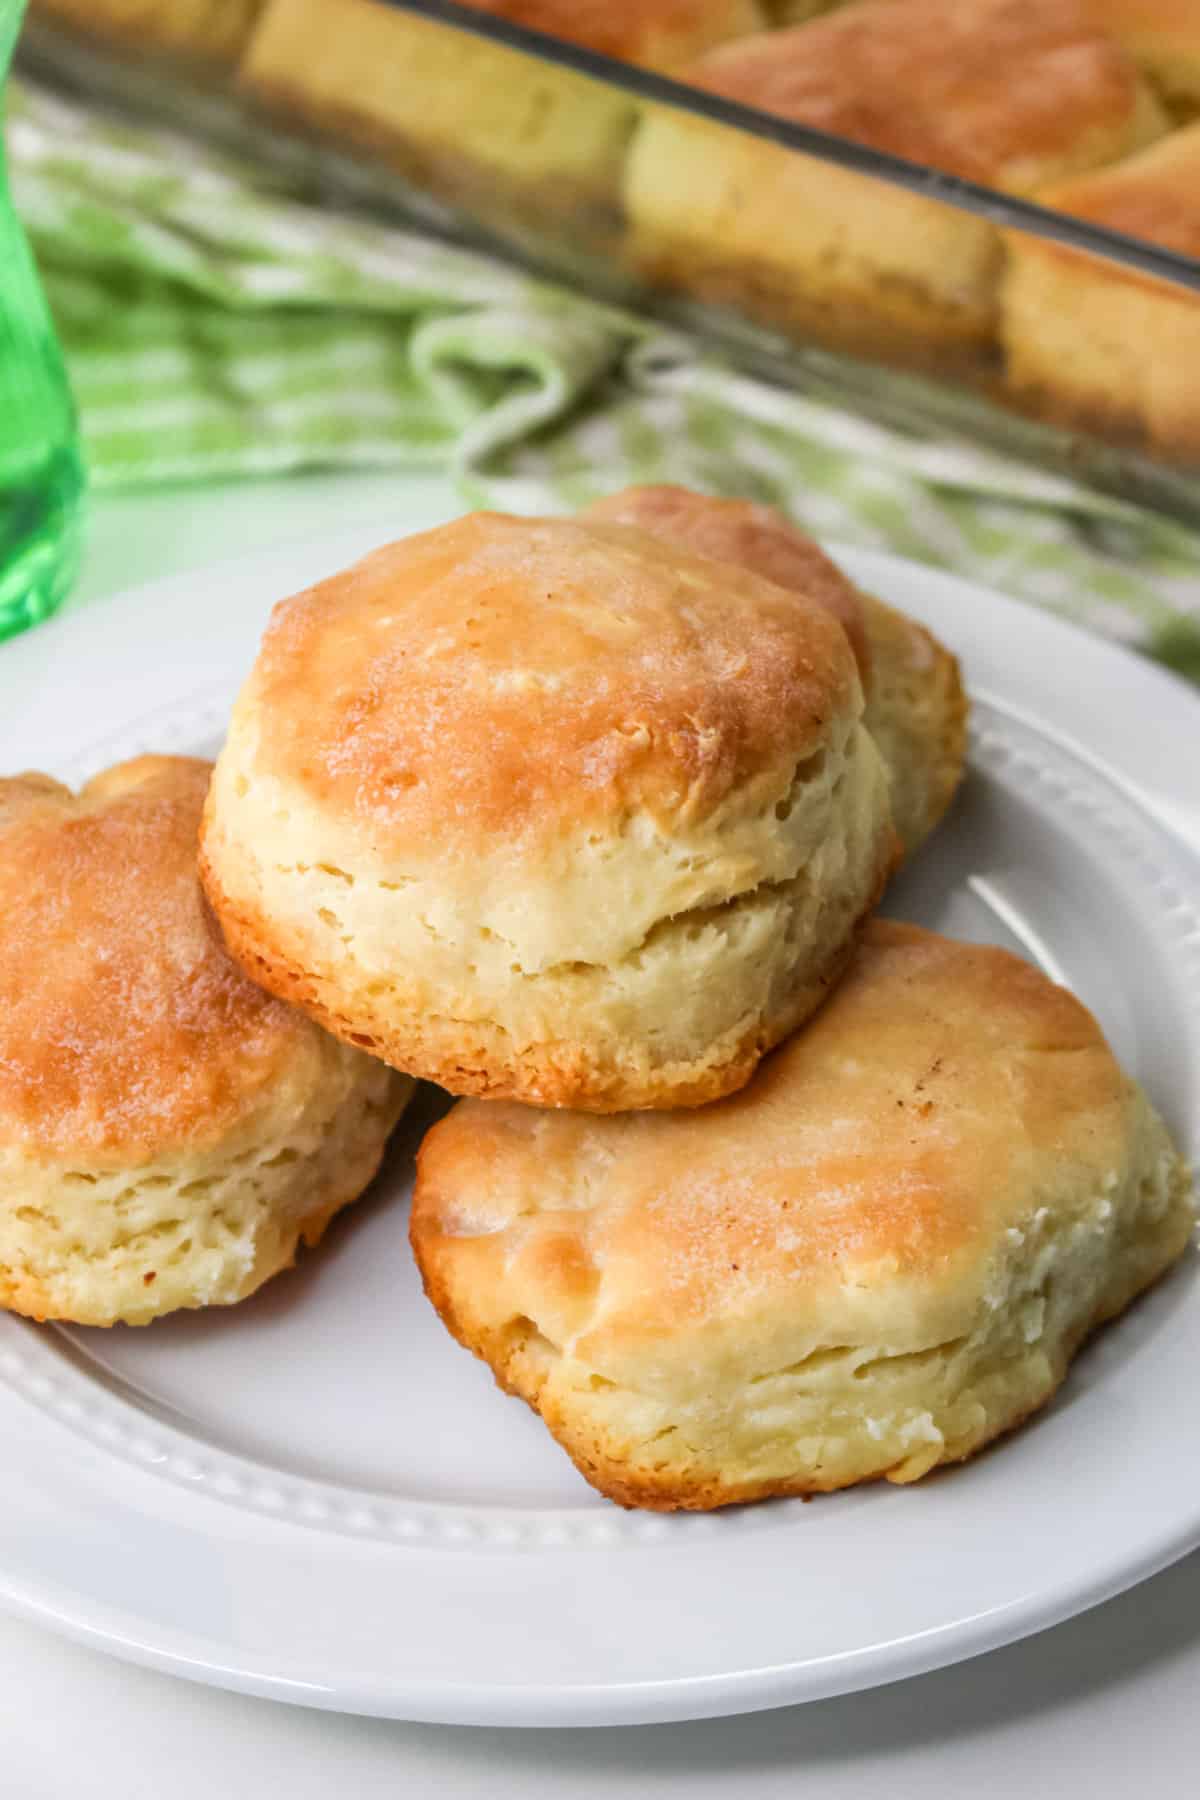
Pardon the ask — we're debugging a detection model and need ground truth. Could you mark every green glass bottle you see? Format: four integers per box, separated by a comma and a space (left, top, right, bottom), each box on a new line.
0, 0, 84, 643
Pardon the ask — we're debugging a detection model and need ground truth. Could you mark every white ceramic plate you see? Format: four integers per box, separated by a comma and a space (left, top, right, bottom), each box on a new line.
1, 526, 1198, 1728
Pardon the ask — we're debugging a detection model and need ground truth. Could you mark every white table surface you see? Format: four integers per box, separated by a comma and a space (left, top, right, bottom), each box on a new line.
4, 469, 1199, 1798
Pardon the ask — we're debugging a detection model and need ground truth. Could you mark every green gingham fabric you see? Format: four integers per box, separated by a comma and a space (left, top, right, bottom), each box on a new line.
8, 76, 1200, 677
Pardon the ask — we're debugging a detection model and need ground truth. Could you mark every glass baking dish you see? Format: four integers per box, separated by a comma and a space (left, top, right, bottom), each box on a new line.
20, 0, 1200, 525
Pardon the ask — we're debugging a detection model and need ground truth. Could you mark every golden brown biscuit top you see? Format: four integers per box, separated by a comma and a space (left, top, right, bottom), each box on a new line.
0, 756, 316, 1160
413, 922, 1133, 1370
244, 512, 859, 849
1022, 120, 1200, 268
453, 0, 762, 68
584, 485, 871, 678
683, 0, 1147, 189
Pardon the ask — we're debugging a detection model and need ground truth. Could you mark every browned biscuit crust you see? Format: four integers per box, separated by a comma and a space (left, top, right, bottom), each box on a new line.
0, 756, 410, 1326
412, 920, 1194, 1507
583, 487, 968, 854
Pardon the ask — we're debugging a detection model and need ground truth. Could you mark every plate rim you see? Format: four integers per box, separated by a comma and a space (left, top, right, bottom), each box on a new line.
1, 527, 1198, 1727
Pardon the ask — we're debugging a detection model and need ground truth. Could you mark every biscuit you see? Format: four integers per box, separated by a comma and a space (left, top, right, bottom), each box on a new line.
0, 758, 411, 1327
239, 0, 764, 241
1002, 123, 1200, 458
623, 0, 1167, 364
200, 511, 894, 1112
584, 486, 966, 854
412, 920, 1194, 1510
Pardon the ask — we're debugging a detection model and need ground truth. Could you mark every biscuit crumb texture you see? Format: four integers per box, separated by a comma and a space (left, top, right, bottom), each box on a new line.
412, 921, 1195, 1507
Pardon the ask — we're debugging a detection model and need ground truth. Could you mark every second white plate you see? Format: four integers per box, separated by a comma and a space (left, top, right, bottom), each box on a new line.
0, 528, 1197, 1726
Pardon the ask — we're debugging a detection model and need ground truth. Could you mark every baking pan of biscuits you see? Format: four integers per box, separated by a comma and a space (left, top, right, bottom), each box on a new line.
22, 0, 1200, 516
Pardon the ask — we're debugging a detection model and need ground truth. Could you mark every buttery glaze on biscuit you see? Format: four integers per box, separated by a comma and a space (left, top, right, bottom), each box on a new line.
234, 515, 859, 847
201, 512, 895, 1111
0, 757, 410, 1327
412, 921, 1194, 1509
584, 486, 967, 854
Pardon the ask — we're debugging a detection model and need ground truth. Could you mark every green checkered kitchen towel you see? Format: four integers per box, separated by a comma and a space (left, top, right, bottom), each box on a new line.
8, 75, 1200, 678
